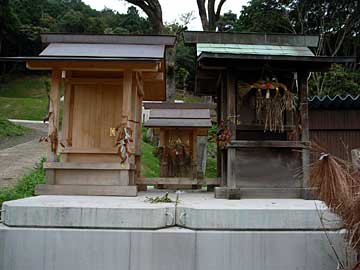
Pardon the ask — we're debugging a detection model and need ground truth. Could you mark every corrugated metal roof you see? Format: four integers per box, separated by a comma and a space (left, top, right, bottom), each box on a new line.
40, 43, 165, 59
197, 43, 314, 57
309, 95, 360, 109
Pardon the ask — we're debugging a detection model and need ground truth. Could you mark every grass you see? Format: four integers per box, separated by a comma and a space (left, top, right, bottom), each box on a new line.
141, 127, 160, 177
0, 118, 29, 139
0, 96, 48, 120
0, 74, 50, 120
0, 158, 45, 207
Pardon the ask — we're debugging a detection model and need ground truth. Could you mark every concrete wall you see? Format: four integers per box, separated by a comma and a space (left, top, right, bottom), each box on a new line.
0, 225, 351, 270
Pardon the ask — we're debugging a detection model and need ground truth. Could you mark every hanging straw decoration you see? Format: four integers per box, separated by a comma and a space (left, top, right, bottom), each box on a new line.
252, 80, 296, 133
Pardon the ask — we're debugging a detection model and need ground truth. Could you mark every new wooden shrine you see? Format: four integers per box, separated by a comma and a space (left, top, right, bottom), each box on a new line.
184, 31, 355, 199
143, 103, 212, 189
4, 33, 175, 196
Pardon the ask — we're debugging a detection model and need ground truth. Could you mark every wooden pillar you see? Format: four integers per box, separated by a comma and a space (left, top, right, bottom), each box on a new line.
47, 68, 62, 162
298, 71, 311, 199
220, 72, 228, 187
45, 69, 61, 185
122, 70, 132, 127
135, 72, 146, 191
226, 69, 237, 190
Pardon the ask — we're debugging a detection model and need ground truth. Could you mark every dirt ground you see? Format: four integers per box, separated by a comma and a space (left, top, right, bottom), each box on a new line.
0, 122, 47, 188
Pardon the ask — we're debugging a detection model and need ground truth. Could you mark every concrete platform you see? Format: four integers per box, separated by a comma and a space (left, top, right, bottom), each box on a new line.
2, 195, 175, 229
2, 192, 341, 230
0, 225, 352, 270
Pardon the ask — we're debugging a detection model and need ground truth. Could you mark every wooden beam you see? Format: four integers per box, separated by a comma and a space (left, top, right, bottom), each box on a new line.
137, 177, 220, 185
65, 78, 123, 85
227, 140, 310, 149
142, 72, 164, 81
26, 60, 161, 72
35, 184, 137, 196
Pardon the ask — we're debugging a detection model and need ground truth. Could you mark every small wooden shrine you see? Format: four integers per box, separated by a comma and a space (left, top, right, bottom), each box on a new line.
144, 103, 212, 188
4, 33, 175, 196
184, 31, 355, 199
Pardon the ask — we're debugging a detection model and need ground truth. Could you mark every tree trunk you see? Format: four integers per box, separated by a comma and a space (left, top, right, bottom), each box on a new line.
124, 0, 164, 34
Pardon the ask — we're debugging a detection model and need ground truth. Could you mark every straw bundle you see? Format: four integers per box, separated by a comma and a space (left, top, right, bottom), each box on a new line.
309, 146, 360, 253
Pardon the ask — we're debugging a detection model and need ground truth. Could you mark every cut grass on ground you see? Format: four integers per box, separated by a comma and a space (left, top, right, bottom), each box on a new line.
0, 158, 45, 207
0, 118, 29, 139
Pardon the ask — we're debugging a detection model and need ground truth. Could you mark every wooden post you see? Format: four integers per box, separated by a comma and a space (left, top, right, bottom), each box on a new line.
298, 71, 311, 199
220, 72, 228, 187
45, 69, 62, 185
226, 69, 237, 192
122, 70, 132, 127
48, 68, 62, 162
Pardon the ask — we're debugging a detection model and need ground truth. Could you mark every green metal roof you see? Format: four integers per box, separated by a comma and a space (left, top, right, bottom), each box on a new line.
197, 43, 314, 57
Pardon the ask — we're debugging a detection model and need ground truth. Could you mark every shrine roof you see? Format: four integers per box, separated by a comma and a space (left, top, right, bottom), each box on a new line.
144, 103, 212, 128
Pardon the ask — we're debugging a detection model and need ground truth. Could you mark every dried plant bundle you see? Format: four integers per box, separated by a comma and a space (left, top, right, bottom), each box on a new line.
309, 145, 360, 254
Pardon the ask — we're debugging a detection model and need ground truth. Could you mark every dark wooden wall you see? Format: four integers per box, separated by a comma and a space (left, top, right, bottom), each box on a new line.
309, 110, 360, 160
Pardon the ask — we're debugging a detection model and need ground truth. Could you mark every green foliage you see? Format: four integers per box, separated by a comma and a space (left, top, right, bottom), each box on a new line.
309, 64, 360, 97
141, 139, 160, 178
0, 158, 45, 207
205, 124, 218, 178
0, 97, 48, 120
0, 118, 29, 138
145, 192, 174, 203
0, 75, 49, 98
0, 75, 49, 120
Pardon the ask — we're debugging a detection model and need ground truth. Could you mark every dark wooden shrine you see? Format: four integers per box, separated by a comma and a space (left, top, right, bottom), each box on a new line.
144, 103, 212, 189
184, 31, 355, 199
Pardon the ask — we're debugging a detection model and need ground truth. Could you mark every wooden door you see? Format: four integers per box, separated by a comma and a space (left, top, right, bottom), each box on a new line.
62, 81, 123, 162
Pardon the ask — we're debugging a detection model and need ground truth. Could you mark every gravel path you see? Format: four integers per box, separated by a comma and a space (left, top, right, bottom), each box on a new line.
0, 121, 48, 188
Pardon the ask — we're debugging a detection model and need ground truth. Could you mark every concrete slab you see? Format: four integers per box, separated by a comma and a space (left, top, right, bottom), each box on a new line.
175, 192, 341, 229
2, 191, 341, 229
3, 195, 175, 229
0, 225, 353, 270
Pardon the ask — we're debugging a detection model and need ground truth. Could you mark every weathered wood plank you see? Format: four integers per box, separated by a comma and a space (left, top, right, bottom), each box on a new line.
227, 140, 310, 148
44, 162, 135, 170
35, 184, 137, 196
26, 60, 161, 72
136, 177, 220, 185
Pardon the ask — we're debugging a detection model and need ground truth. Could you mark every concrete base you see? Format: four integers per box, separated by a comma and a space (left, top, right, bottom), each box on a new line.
0, 192, 351, 270
2, 192, 340, 230
0, 225, 352, 270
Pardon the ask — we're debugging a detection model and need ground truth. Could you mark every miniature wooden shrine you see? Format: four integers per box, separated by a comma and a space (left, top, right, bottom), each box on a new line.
143, 103, 212, 188
184, 31, 355, 199
11, 33, 175, 196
